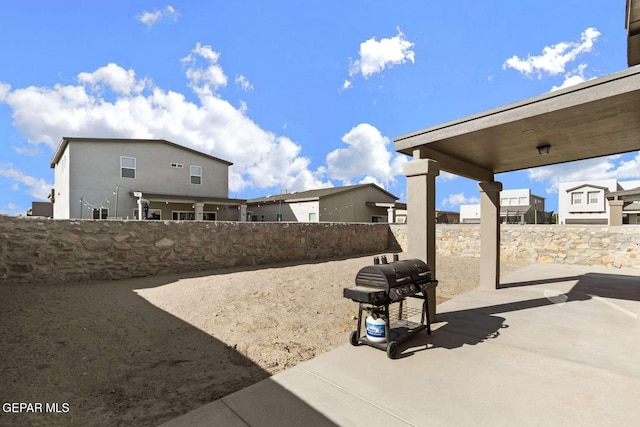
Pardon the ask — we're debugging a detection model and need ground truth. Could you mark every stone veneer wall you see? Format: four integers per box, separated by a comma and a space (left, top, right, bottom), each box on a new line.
389, 224, 640, 271
0, 216, 389, 284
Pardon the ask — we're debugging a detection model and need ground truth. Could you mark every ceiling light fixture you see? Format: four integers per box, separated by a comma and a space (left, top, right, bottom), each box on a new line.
537, 144, 551, 155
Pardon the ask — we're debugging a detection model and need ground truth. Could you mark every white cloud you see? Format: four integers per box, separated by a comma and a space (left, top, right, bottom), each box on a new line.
348, 28, 415, 81
0, 164, 52, 200
0, 44, 410, 197
549, 63, 594, 92
0, 44, 332, 194
325, 123, 407, 188
137, 5, 178, 27
234, 75, 254, 91
527, 152, 640, 194
440, 192, 479, 208
437, 171, 459, 182
181, 43, 228, 94
503, 27, 601, 78
78, 63, 149, 95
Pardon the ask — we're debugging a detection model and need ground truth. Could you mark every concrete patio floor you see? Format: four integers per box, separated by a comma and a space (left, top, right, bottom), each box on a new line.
161, 263, 640, 427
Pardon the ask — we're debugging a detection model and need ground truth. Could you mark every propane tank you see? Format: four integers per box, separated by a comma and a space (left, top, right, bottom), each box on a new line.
365, 316, 386, 342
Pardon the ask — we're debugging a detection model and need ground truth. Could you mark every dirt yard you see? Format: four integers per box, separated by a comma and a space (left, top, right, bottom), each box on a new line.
0, 254, 529, 426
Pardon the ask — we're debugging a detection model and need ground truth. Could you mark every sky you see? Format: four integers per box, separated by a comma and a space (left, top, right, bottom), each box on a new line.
1, 1, 639, 216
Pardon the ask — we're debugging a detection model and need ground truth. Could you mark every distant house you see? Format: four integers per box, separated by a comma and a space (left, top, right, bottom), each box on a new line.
460, 188, 547, 224
246, 184, 401, 223
558, 179, 640, 225
50, 137, 246, 220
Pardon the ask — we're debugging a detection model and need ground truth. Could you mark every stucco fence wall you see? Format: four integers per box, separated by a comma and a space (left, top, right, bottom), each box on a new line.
389, 224, 640, 271
0, 216, 389, 285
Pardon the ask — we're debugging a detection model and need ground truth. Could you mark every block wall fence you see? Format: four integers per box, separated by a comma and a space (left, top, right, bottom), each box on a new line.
1, 216, 638, 284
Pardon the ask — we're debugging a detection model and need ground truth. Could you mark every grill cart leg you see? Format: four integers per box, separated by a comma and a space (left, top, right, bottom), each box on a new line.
349, 302, 365, 346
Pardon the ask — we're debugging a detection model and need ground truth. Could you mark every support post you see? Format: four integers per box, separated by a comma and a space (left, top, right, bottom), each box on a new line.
479, 181, 502, 289
403, 150, 439, 322
240, 204, 247, 222
194, 202, 204, 221
608, 199, 624, 226
387, 206, 395, 224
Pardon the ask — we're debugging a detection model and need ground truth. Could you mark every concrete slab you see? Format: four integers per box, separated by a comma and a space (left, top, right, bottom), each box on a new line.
163, 264, 640, 426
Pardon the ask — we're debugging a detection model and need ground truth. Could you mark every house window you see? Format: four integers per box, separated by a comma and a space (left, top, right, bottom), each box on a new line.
251, 214, 258, 221
276, 213, 283, 222
309, 212, 317, 222
588, 191, 599, 204
134, 209, 161, 220
92, 208, 108, 219
203, 212, 217, 221
509, 197, 517, 205
500, 198, 508, 205
372, 216, 386, 223
172, 211, 195, 220
518, 197, 527, 205
121, 156, 136, 178
571, 192, 583, 205
190, 165, 202, 184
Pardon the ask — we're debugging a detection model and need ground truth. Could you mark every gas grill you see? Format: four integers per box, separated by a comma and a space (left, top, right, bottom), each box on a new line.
343, 256, 438, 358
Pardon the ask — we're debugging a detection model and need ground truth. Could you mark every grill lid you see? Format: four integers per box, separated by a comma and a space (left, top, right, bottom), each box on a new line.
354, 258, 432, 290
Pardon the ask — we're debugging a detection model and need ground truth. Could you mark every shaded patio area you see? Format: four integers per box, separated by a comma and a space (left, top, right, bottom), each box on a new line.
164, 263, 640, 426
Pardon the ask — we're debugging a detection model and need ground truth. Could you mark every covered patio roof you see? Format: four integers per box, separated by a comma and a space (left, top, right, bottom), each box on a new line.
395, 66, 640, 182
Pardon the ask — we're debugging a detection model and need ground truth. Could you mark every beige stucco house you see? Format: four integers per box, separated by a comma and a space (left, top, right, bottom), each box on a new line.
246, 184, 401, 223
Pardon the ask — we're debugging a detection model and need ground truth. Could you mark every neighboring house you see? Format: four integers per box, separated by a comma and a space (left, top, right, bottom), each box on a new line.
460, 188, 547, 224
50, 137, 246, 220
246, 184, 400, 223
558, 179, 640, 225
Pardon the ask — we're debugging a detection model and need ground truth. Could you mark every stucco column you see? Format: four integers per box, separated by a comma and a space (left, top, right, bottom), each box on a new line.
479, 181, 502, 289
387, 207, 395, 224
608, 199, 624, 226
137, 197, 144, 220
404, 150, 439, 322
240, 205, 247, 222
194, 202, 204, 221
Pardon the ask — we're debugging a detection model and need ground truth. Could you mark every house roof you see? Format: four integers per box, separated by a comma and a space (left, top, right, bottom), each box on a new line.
564, 184, 611, 193
607, 186, 640, 202
132, 191, 246, 205
50, 137, 233, 168
246, 183, 399, 205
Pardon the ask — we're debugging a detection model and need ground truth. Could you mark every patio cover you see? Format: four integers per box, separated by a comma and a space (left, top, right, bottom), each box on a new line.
394, 66, 640, 321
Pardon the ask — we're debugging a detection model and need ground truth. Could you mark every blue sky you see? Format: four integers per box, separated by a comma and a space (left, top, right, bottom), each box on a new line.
1, 1, 638, 216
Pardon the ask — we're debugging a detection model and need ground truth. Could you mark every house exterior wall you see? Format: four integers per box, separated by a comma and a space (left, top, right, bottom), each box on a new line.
461, 188, 546, 224
56, 140, 230, 219
558, 179, 618, 225
320, 186, 396, 222
246, 200, 315, 222
460, 204, 481, 223
53, 144, 71, 219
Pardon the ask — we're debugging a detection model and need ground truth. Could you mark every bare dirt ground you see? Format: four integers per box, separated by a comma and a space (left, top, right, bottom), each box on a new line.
0, 254, 529, 426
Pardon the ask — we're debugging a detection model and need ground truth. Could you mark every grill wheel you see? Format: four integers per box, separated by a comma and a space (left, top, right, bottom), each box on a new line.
349, 330, 360, 346
387, 341, 398, 359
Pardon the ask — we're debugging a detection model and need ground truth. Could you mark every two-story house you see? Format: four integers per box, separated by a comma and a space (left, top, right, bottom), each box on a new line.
558, 179, 640, 225
460, 188, 547, 224
50, 137, 246, 220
